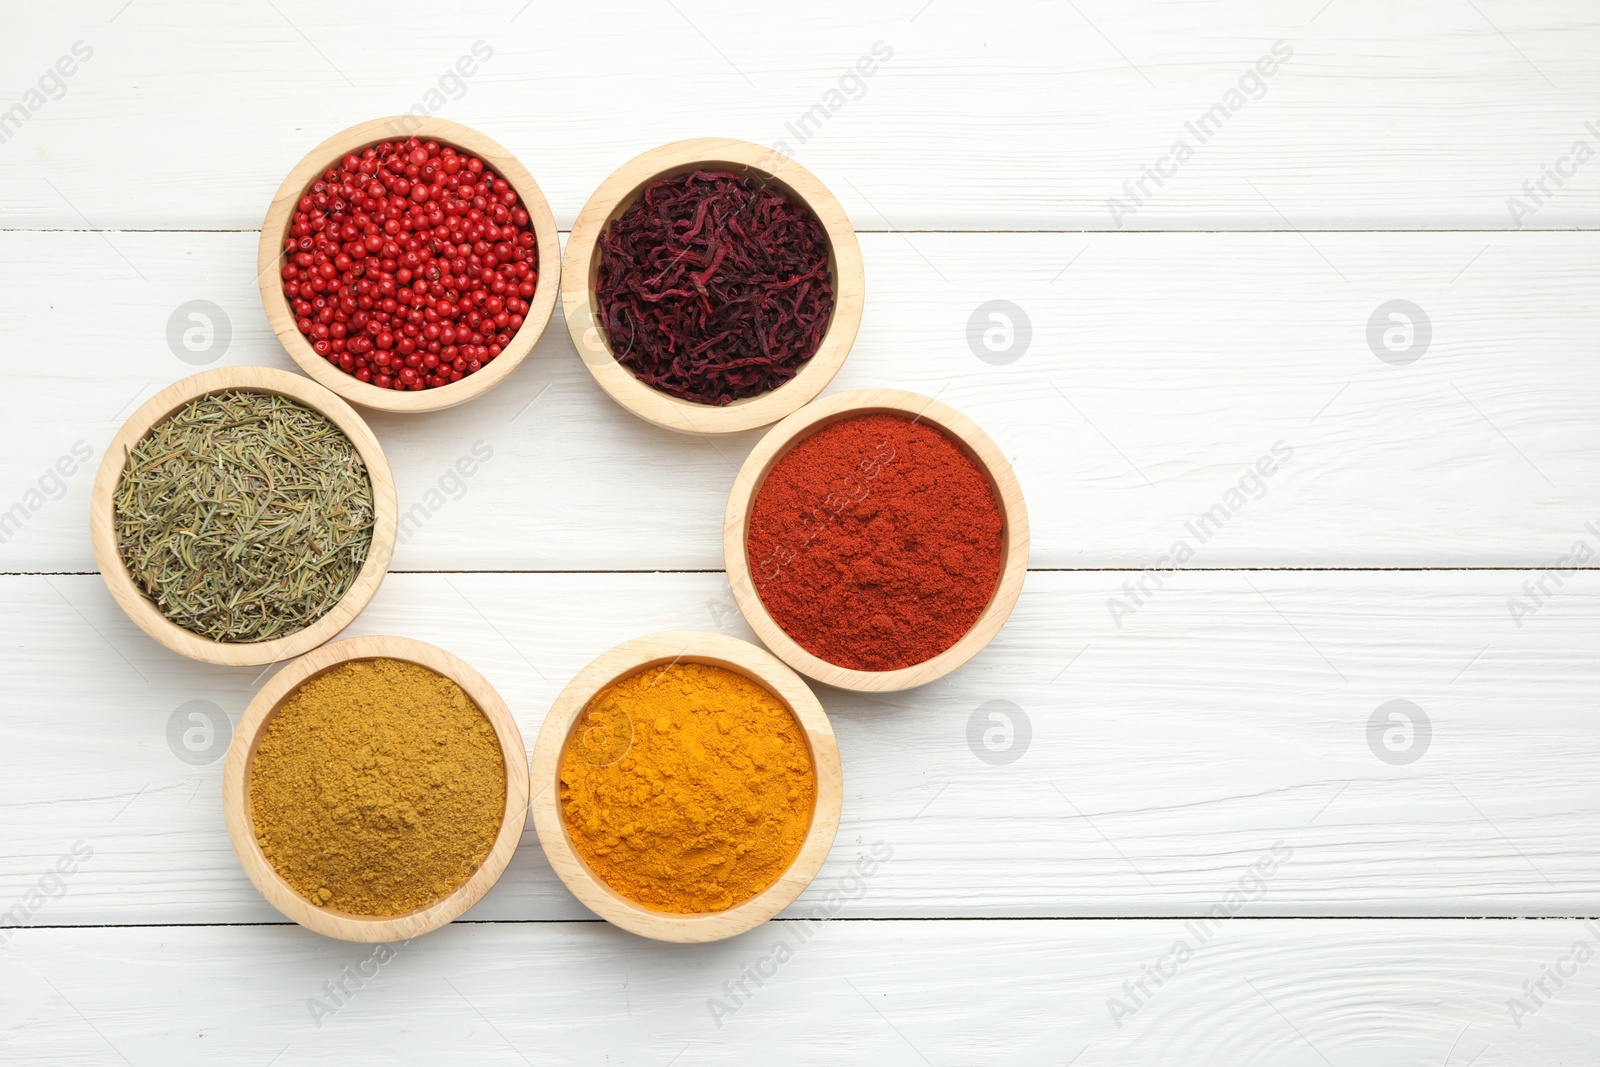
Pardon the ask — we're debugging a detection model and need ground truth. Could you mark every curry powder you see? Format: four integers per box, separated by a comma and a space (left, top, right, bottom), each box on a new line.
559, 662, 816, 914
250, 658, 506, 916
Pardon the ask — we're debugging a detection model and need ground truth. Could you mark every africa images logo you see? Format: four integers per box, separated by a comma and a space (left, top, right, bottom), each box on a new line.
0, 40, 93, 148
1107, 441, 1293, 627
1505, 519, 1599, 628
1106, 842, 1292, 1028
1505, 120, 1600, 228
1106, 41, 1294, 227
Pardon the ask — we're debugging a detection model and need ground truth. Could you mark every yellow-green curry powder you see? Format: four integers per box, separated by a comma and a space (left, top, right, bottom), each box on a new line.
250, 658, 506, 916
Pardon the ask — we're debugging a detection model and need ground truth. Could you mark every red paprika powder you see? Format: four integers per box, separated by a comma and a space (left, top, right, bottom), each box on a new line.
746, 412, 1004, 671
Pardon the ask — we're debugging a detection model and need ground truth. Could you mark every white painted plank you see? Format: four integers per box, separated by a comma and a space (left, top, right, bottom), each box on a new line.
2, 1, 1599, 229
3, 919, 1597, 1064
6, 4, 1597, 1065
2, 230, 1596, 572
3, 570, 1596, 924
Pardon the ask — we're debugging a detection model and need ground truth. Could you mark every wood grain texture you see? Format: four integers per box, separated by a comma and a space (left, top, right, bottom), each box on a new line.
529, 630, 843, 942
2, 230, 1595, 572
4, 3, 1599, 1059
560, 138, 864, 435
3, 920, 1597, 1064
3, 570, 1595, 924
2, 2, 1598, 230
222, 635, 530, 942
255, 117, 564, 414
723, 389, 1030, 691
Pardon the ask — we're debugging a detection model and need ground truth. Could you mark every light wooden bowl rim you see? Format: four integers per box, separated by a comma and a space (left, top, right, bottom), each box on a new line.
723, 388, 1030, 692
222, 635, 531, 942
560, 138, 864, 437
257, 116, 562, 414
89, 366, 398, 667
529, 630, 843, 942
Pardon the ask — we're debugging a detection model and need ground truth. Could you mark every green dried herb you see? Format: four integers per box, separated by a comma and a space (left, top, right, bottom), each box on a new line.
114, 389, 375, 643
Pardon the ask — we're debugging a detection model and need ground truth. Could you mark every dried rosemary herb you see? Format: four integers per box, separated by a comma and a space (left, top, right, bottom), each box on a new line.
596, 169, 834, 405
114, 390, 375, 643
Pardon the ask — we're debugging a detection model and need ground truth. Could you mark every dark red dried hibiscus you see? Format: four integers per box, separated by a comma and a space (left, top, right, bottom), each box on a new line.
595, 169, 834, 406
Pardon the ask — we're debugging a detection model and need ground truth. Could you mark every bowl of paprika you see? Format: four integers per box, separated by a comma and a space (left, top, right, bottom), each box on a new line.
529, 630, 843, 942
561, 139, 864, 436
258, 117, 561, 413
724, 388, 1030, 692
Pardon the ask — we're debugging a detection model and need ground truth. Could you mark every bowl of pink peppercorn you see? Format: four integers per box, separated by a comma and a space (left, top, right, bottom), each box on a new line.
257, 117, 561, 413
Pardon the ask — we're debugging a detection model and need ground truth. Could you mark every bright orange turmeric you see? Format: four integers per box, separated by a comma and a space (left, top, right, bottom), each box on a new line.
558, 662, 816, 914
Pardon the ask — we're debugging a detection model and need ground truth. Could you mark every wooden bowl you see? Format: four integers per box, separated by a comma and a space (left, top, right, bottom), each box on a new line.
724, 389, 1030, 692
257, 117, 561, 413
90, 366, 397, 667
223, 636, 530, 942
530, 630, 843, 942
560, 139, 864, 436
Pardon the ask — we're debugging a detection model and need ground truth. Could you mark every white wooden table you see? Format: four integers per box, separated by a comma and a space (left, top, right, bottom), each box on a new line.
3, 2, 1598, 1063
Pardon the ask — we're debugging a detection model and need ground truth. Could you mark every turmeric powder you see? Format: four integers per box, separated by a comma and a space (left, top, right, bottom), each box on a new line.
559, 662, 816, 914
249, 658, 506, 916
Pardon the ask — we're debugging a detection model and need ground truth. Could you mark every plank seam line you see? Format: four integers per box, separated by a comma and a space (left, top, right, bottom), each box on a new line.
9, 567, 1600, 578
3, 227, 1599, 236
14, 915, 1600, 931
